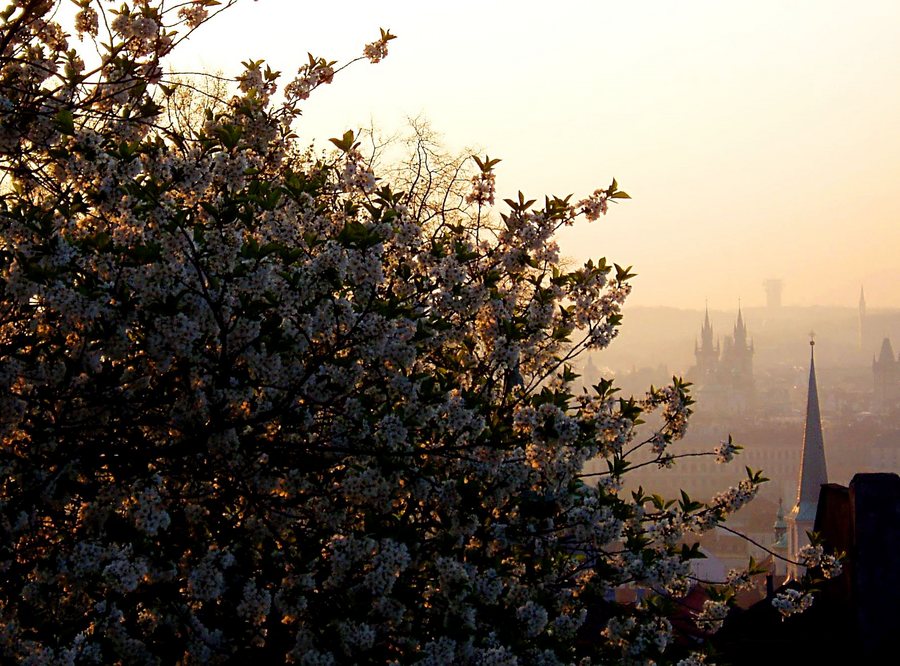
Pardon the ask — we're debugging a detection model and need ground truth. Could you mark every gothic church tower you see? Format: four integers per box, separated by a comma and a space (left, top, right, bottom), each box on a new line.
725, 304, 754, 383
694, 304, 719, 381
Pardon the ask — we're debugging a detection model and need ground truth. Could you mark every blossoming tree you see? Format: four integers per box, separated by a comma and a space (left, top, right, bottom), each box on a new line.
0, 2, 837, 663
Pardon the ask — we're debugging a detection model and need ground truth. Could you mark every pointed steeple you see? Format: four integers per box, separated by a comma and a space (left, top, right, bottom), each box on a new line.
701, 301, 714, 348
859, 286, 867, 350
733, 300, 749, 349
876, 337, 895, 366
583, 353, 597, 374
794, 336, 828, 522
693, 302, 723, 384
787, 337, 829, 579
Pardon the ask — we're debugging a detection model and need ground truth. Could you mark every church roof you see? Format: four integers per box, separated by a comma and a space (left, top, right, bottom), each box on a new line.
793, 341, 828, 522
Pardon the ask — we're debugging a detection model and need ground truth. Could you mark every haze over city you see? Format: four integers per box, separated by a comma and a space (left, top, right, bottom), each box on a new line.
170, 0, 900, 309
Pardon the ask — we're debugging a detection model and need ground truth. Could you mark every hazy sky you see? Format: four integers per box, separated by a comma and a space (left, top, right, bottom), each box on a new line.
170, 0, 900, 309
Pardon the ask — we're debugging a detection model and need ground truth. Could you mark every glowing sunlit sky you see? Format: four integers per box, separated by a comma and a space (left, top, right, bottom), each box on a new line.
169, 0, 900, 309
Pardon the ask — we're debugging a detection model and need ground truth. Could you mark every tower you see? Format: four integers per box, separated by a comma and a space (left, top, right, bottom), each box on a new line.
581, 353, 599, 387
729, 303, 754, 380
690, 303, 756, 414
788, 336, 828, 579
719, 303, 754, 411
872, 337, 899, 413
859, 286, 866, 351
694, 303, 719, 381
764, 279, 783, 309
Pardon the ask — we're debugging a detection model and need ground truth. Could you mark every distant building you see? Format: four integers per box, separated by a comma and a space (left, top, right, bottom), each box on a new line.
771, 499, 788, 577
721, 308, 754, 387
872, 337, 900, 413
858, 285, 866, 350
763, 279, 783, 309
581, 353, 599, 387
689, 305, 754, 413
693, 305, 719, 383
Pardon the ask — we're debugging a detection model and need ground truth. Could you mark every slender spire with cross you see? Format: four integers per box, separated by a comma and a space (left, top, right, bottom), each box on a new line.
858, 287, 866, 350
794, 334, 827, 520
787, 335, 829, 578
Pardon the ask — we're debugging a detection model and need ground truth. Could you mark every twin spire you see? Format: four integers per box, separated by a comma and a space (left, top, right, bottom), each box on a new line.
696, 301, 748, 350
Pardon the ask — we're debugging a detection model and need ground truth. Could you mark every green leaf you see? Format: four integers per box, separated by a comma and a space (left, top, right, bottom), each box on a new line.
329, 130, 356, 152
614, 263, 637, 283
213, 124, 243, 150
53, 109, 75, 136
138, 99, 163, 118
337, 220, 376, 248
680, 542, 706, 560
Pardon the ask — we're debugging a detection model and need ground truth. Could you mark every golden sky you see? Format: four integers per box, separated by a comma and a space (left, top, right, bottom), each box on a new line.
172, 0, 900, 309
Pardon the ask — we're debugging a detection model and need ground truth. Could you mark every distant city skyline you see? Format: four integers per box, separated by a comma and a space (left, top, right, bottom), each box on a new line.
586, 300, 900, 385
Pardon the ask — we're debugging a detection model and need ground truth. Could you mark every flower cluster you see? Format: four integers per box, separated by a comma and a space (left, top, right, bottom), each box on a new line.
798, 543, 843, 579
577, 189, 609, 221
340, 148, 377, 193
466, 168, 497, 206
694, 599, 729, 633
601, 614, 673, 661
131, 485, 172, 536
178, 1, 210, 29
725, 567, 755, 592
771, 588, 814, 618
285, 56, 336, 103
75, 6, 100, 37
363, 29, 396, 63
710, 478, 759, 515
576, 179, 629, 222
714, 434, 741, 463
